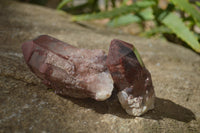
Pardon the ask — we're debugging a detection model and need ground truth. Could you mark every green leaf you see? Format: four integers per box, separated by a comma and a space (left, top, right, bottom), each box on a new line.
121, 0, 129, 6
170, 0, 200, 24
162, 12, 200, 53
107, 8, 154, 27
143, 26, 172, 37
196, 1, 200, 7
71, 1, 156, 21
57, 0, 73, 10
107, 14, 141, 27
139, 8, 154, 20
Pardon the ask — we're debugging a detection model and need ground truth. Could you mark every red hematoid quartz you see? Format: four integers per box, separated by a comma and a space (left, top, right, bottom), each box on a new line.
22, 35, 155, 116
106, 39, 155, 116
22, 35, 113, 101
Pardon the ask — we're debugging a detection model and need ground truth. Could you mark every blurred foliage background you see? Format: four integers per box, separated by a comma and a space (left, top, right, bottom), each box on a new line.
19, 0, 200, 53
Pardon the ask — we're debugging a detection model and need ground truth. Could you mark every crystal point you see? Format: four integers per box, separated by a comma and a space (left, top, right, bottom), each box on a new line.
22, 35, 113, 101
106, 39, 155, 116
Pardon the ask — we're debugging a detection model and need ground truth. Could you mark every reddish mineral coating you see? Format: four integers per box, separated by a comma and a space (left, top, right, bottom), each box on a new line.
22, 35, 113, 101
106, 39, 155, 116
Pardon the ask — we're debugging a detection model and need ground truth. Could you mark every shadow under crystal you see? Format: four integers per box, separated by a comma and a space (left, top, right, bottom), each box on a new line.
61, 90, 196, 123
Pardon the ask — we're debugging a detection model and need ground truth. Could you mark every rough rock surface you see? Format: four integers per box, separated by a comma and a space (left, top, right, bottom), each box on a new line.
0, 0, 200, 132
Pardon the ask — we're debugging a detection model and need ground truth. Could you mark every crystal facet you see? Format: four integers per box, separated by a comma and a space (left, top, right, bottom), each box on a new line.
106, 39, 155, 116
22, 35, 113, 101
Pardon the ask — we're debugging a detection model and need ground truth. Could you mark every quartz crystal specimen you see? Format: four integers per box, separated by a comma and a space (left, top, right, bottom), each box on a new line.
22, 35, 113, 101
106, 39, 155, 116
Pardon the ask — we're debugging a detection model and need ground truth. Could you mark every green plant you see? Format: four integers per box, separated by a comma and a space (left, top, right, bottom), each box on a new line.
57, 0, 73, 10
58, 0, 200, 53
57, 0, 100, 14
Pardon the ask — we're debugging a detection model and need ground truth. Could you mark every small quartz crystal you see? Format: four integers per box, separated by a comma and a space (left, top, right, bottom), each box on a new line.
22, 35, 113, 101
106, 39, 155, 116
